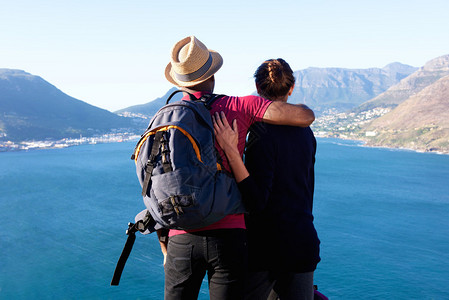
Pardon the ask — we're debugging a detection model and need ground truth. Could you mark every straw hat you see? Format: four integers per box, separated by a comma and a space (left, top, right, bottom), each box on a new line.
165, 36, 223, 87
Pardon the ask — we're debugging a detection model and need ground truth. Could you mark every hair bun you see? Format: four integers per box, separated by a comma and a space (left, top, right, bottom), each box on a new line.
267, 60, 282, 83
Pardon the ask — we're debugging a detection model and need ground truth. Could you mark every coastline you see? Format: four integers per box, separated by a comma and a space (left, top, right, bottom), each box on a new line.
311, 106, 449, 156
0, 133, 140, 152
2, 133, 447, 156
315, 133, 449, 155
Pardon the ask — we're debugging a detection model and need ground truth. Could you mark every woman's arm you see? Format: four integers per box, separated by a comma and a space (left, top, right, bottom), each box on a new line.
213, 112, 274, 212
212, 112, 249, 183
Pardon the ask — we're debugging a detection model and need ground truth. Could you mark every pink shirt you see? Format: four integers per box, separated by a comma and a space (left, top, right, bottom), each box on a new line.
169, 92, 272, 237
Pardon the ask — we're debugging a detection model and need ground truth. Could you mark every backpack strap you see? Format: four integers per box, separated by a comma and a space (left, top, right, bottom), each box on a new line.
110, 224, 136, 286
201, 94, 225, 110
141, 131, 164, 196
166, 89, 225, 109
166, 90, 197, 104
111, 211, 156, 286
200, 93, 227, 171
160, 132, 173, 173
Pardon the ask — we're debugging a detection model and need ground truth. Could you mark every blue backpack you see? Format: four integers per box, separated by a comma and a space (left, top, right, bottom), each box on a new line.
111, 90, 245, 285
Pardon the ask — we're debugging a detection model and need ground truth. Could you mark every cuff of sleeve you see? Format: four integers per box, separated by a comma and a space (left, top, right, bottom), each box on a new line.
237, 176, 252, 193
237, 176, 259, 211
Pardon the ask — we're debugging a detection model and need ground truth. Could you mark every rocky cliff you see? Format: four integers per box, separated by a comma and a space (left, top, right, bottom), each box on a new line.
355, 54, 449, 112
361, 74, 449, 153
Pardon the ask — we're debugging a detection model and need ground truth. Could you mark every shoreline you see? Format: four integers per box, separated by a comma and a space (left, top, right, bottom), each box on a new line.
2, 134, 447, 156
316, 135, 449, 155
0, 133, 140, 153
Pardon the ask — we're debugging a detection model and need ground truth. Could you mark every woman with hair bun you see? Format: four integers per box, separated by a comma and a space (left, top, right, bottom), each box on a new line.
213, 59, 321, 300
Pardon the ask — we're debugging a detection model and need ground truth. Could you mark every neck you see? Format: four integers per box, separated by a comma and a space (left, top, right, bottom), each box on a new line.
260, 94, 289, 102
182, 87, 213, 94
181, 76, 215, 94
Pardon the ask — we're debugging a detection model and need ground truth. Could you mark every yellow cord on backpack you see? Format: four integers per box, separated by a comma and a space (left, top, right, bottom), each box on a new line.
134, 126, 202, 163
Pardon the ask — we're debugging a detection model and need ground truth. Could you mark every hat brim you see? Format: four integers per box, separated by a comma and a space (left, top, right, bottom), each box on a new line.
165, 50, 223, 88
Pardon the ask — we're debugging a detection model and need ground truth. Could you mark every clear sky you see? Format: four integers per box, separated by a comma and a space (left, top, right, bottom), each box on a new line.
1, 0, 448, 111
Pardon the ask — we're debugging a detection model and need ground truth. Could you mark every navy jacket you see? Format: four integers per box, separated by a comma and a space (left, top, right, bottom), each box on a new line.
238, 123, 320, 272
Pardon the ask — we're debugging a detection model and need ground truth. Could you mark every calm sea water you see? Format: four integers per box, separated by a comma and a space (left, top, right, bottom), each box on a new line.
0, 139, 448, 300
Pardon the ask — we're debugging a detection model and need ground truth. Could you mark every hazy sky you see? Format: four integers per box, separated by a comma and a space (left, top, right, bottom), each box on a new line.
1, 0, 448, 111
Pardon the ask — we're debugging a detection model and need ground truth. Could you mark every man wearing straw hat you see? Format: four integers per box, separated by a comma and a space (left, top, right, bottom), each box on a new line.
161, 36, 315, 300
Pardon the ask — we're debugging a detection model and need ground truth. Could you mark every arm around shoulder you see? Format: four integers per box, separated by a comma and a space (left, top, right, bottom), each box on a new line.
262, 101, 315, 127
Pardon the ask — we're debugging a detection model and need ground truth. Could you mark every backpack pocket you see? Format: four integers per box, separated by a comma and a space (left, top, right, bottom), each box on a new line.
146, 167, 211, 229
159, 195, 194, 217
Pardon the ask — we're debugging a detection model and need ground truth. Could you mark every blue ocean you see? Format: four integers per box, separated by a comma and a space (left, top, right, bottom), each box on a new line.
1, 138, 448, 300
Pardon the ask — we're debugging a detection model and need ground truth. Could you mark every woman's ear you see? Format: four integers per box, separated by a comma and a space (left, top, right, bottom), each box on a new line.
288, 84, 295, 96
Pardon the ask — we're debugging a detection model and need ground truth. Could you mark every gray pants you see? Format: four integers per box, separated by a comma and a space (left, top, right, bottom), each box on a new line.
244, 271, 314, 300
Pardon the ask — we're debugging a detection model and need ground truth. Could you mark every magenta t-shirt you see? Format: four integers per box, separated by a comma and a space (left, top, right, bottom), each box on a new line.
169, 92, 272, 237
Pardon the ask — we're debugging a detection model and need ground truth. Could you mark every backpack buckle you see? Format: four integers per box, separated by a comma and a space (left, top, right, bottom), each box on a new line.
170, 196, 184, 216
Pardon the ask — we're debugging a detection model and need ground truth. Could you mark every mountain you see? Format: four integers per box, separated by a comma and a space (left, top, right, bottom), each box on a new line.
355, 54, 449, 112
116, 87, 182, 116
117, 63, 417, 117
361, 74, 449, 153
288, 63, 417, 114
0, 69, 134, 141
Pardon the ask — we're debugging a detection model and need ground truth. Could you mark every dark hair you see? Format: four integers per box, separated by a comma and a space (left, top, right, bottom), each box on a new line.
254, 58, 295, 100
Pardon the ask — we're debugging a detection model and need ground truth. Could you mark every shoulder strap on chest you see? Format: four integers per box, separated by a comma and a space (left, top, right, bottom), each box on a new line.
166, 89, 225, 110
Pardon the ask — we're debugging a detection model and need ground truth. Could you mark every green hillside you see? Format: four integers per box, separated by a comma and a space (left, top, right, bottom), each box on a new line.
0, 69, 135, 141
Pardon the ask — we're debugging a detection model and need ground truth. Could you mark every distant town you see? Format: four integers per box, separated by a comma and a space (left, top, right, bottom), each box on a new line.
0, 132, 140, 152
312, 107, 390, 139
0, 108, 391, 152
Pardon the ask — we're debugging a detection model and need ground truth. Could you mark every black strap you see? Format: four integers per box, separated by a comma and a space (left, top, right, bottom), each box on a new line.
160, 132, 173, 173
166, 90, 197, 104
110, 223, 137, 286
111, 212, 157, 286
166, 90, 225, 110
141, 131, 164, 196
202, 94, 224, 110
157, 228, 169, 243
